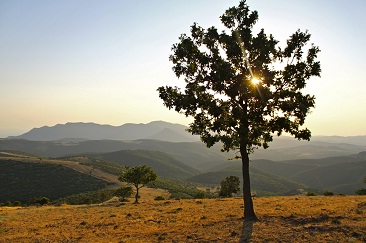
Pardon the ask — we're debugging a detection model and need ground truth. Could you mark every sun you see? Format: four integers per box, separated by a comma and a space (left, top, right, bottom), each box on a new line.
251, 77, 261, 85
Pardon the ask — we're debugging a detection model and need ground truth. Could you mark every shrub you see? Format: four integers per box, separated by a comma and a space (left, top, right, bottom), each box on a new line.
30, 197, 50, 205
194, 192, 205, 199
12, 201, 21, 206
39, 197, 50, 205
114, 186, 133, 202
355, 188, 366, 195
323, 191, 334, 196
306, 192, 317, 196
154, 196, 165, 201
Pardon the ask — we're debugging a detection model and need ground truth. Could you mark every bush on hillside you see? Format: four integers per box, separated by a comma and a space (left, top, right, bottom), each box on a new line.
323, 191, 334, 196
114, 186, 133, 202
154, 196, 165, 201
31, 197, 50, 205
355, 189, 366, 195
194, 192, 205, 199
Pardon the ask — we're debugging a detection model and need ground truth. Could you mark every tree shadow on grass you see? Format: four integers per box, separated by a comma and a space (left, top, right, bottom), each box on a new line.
239, 220, 254, 243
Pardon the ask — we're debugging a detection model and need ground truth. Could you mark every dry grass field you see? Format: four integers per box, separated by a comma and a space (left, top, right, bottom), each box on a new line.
0, 195, 365, 243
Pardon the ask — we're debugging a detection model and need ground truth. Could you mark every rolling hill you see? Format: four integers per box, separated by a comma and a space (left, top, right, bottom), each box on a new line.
201, 152, 366, 195
188, 163, 306, 195
89, 150, 200, 179
0, 139, 229, 169
0, 158, 107, 203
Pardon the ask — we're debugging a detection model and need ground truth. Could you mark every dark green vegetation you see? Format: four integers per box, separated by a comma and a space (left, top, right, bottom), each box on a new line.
118, 165, 157, 203
158, 0, 321, 220
355, 177, 366, 195
55, 189, 115, 205
219, 176, 240, 197
0, 159, 106, 203
114, 186, 133, 202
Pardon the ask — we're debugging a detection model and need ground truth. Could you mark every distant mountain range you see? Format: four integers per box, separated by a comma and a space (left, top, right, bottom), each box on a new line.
9, 121, 199, 143
1, 120, 366, 198
4, 120, 366, 162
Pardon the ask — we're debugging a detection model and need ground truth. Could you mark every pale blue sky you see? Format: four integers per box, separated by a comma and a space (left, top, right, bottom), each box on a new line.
1, 0, 365, 137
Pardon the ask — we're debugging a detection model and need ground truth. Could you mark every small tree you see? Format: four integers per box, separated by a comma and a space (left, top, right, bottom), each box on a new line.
114, 186, 133, 202
30, 196, 50, 205
118, 165, 157, 203
219, 176, 240, 197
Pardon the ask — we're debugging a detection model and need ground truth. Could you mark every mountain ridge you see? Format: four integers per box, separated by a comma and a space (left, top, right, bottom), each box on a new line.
9, 121, 199, 143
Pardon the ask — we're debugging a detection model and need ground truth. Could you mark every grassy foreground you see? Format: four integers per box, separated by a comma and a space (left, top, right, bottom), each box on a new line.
0, 195, 365, 242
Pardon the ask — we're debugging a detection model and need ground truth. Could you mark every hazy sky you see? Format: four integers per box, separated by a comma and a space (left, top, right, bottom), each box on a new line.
1, 0, 365, 137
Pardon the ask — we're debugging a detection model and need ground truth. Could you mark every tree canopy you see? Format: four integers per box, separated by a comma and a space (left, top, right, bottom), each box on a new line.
219, 176, 240, 198
158, 0, 320, 220
118, 165, 157, 203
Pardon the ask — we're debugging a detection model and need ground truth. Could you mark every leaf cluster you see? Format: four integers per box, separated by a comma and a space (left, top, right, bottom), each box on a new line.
158, 0, 321, 155
118, 165, 157, 189
219, 175, 240, 197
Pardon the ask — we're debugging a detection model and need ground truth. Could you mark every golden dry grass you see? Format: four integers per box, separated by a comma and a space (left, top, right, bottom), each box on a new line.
0, 196, 365, 242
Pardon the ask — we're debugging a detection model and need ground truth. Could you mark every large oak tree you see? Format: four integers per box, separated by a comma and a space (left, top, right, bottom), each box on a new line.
158, 0, 321, 220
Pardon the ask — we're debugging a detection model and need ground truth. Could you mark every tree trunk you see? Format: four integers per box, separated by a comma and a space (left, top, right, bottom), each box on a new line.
241, 149, 257, 221
134, 186, 139, 204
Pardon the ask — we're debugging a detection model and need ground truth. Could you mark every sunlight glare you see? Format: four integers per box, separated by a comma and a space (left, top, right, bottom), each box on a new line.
251, 77, 261, 85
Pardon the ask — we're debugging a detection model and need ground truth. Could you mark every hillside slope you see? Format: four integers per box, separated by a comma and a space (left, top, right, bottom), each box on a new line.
91, 150, 200, 179
189, 152, 366, 195
0, 159, 107, 203
0, 139, 229, 169
188, 164, 305, 195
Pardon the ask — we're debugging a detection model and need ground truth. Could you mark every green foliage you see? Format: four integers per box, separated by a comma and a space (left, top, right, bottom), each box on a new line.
55, 189, 115, 205
354, 177, 366, 195
31, 197, 50, 205
306, 192, 317, 196
355, 189, 366, 195
12, 201, 21, 206
119, 165, 157, 203
219, 176, 240, 197
114, 186, 133, 202
323, 191, 334, 196
194, 192, 205, 199
154, 196, 165, 201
